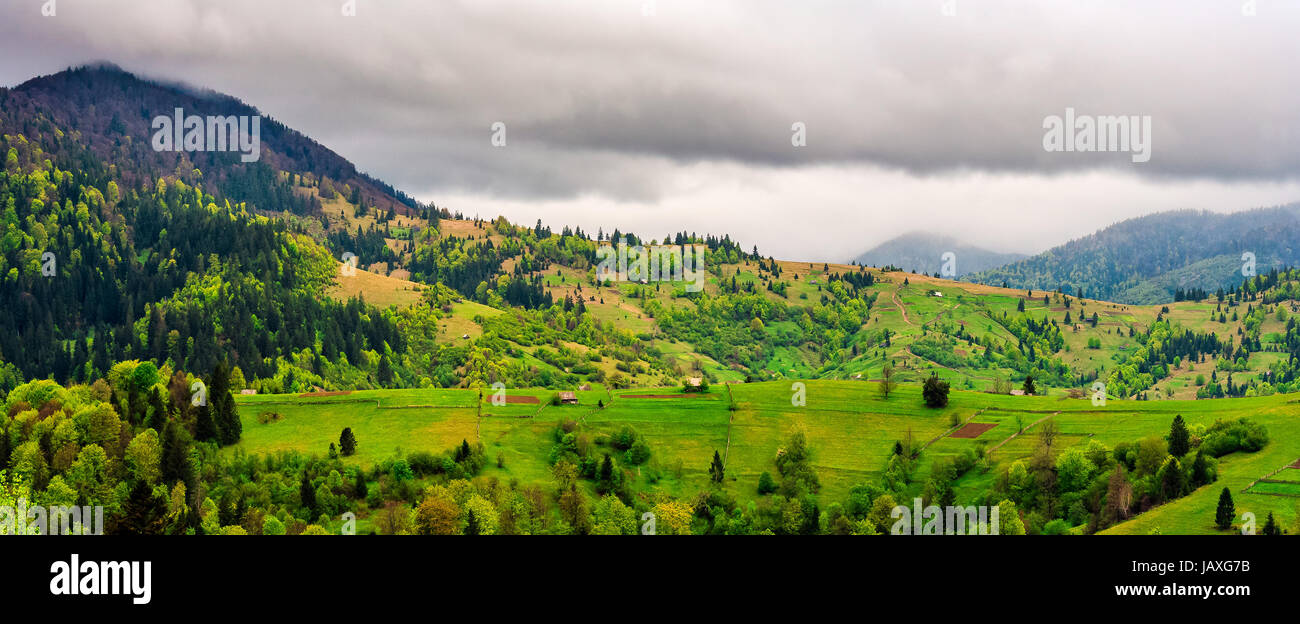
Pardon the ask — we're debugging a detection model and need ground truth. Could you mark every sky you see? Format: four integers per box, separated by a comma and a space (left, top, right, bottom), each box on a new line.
2, 0, 1299, 262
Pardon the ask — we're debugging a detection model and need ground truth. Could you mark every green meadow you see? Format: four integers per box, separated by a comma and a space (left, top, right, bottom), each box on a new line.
234, 380, 1300, 534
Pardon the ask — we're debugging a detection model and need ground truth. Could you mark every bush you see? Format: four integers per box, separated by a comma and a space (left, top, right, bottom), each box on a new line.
757, 471, 777, 495
611, 425, 638, 450
407, 451, 442, 476
1199, 418, 1269, 457
625, 439, 651, 465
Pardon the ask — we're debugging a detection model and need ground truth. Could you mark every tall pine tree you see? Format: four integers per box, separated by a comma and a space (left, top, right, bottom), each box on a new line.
1168, 414, 1190, 457
210, 361, 241, 445
1215, 487, 1235, 530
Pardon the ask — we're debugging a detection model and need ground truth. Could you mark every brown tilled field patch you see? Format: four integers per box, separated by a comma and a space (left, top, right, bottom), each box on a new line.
503, 395, 539, 404
950, 422, 998, 439
298, 391, 353, 398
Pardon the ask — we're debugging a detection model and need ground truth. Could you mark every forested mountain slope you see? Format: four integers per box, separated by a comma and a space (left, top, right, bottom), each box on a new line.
967, 205, 1300, 304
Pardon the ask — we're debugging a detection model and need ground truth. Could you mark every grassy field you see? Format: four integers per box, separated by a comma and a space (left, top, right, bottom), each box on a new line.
234, 379, 1300, 534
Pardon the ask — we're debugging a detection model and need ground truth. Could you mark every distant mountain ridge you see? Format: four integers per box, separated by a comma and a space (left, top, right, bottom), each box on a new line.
966, 204, 1300, 304
850, 232, 1026, 277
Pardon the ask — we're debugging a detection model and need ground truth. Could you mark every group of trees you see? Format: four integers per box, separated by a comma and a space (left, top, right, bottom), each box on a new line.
978, 413, 1269, 534
0, 361, 241, 534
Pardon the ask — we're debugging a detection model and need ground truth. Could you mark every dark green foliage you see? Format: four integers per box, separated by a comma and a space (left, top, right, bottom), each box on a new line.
210, 361, 241, 445
354, 471, 368, 500
1190, 450, 1212, 487
1261, 511, 1282, 536
1168, 414, 1190, 457
922, 374, 950, 408
147, 389, 169, 432
596, 454, 616, 494
709, 450, 725, 483
160, 421, 193, 485
300, 473, 317, 515
1215, 487, 1234, 530
377, 354, 395, 387
465, 509, 481, 536
113, 479, 166, 535
339, 427, 357, 456
194, 404, 218, 443
1199, 418, 1269, 457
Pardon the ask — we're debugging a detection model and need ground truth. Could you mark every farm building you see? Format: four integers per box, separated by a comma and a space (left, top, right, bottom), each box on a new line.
557, 391, 578, 404
684, 377, 706, 393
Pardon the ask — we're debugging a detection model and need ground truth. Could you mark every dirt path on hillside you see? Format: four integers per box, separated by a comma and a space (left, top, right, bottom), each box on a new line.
893, 291, 913, 326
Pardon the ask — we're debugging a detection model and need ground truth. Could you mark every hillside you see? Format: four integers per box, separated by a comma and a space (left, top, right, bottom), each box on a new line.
2, 63, 1299, 538
851, 232, 1026, 277
7, 64, 1300, 407
967, 205, 1300, 304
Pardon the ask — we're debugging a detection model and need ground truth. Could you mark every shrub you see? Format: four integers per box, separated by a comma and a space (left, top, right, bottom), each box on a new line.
1199, 418, 1268, 457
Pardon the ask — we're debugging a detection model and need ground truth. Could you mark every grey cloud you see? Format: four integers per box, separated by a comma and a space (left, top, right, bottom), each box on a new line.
1, 0, 1298, 207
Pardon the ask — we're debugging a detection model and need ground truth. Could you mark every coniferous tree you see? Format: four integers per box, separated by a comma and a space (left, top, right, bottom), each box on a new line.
194, 404, 218, 443
210, 361, 241, 445
1215, 487, 1235, 530
354, 470, 368, 499
300, 473, 317, 515
709, 450, 725, 483
1262, 511, 1283, 535
1168, 414, 1190, 457
596, 454, 616, 493
1021, 375, 1036, 396
113, 479, 167, 535
377, 354, 394, 387
465, 509, 480, 536
147, 388, 169, 432
1190, 450, 1210, 487
161, 421, 193, 485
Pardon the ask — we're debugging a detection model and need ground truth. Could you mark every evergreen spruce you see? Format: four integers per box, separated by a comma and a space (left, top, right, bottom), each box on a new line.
1215, 487, 1235, 530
